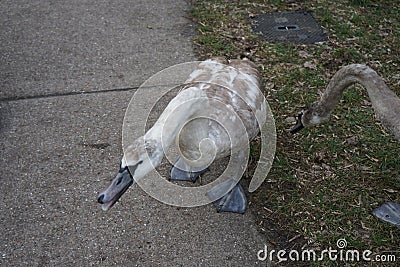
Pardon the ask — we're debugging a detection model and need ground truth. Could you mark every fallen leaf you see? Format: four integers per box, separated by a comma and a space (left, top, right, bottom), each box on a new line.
304, 61, 317, 70
299, 50, 310, 58
346, 135, 359, 145
285, 117, 296, 124
383, 188, 398, 194
265, 82, 275, 89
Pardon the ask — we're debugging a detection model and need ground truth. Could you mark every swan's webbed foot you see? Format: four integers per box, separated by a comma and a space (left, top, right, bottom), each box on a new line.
169, 158, 209, 183
373, 202, 400, 228
169, 166, 209, 182
207, 179, 247, 214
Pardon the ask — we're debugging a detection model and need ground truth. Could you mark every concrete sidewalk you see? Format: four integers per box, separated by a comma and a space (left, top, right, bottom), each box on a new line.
0, 1, 270, 266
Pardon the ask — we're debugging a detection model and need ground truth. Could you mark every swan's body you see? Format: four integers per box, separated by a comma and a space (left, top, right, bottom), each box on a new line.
98, 57, 266, 212
145, 57, 265, 168
291, 64, 400, 141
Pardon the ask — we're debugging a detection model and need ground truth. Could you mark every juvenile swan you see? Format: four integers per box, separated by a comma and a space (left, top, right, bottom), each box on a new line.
97, 57, 267, 213
291, 64, 400, 141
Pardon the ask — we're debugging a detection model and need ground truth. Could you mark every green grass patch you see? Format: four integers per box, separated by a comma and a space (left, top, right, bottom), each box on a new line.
191, 0, 400, 265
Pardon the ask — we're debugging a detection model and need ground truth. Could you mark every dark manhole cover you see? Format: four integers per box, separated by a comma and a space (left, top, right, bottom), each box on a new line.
251, 11, 327, 44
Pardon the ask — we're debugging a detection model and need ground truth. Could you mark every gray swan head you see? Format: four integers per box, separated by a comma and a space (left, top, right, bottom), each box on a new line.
97, 138, 163, 211
290, 102, 329, 134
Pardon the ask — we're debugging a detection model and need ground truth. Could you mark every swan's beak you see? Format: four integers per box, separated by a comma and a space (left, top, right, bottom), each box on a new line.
97, 167, 134, 211
290, 112, 304, 134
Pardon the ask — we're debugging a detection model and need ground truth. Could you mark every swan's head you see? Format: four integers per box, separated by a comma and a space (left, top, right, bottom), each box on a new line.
290, 102, 330, 134
97, 138, 163, 211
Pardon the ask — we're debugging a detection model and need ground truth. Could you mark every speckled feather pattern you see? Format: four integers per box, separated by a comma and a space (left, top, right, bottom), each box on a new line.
176, 57, 266, 161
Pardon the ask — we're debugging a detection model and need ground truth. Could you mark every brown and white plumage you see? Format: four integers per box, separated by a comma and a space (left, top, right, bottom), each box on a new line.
174, 57, 266, 162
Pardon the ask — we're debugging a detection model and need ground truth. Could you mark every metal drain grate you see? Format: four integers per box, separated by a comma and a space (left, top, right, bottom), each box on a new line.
251, 11, 327, 44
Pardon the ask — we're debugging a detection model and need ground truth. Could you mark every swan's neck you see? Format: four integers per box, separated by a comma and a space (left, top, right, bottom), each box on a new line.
308, 64, 400, 140
144, 87, 208, 153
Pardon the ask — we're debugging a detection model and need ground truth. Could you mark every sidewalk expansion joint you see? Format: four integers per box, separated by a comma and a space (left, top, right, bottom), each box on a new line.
0, 86, 138, 102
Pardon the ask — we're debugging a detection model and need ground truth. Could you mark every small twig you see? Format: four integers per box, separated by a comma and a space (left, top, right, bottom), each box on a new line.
288, 234, 301, 243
